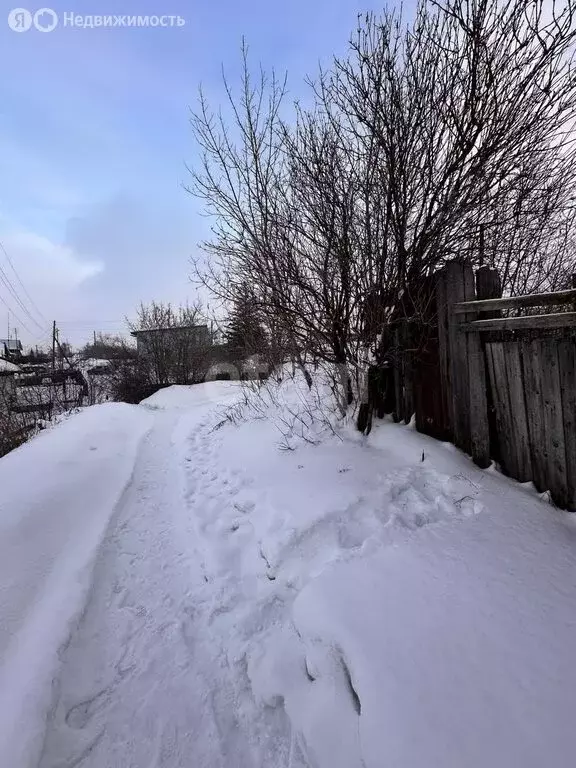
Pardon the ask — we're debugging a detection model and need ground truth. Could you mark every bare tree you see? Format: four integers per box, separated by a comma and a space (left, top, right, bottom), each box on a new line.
128, 300, 210, 385
80, 334, 136, 362
328, 1, 576, 307
189, 1, 576, 424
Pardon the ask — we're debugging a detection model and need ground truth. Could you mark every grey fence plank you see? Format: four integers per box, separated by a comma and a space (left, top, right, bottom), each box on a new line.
467, 317, 490, 468
540, 339, 570, 508
453, 287, 576, 314
463, 261, 480, 459
465, 266, 499, 468
404, 350, 415, 425
436, 268, 452, 439
521, 339, 548, 494
487, 342, 519, 479
558, 340, 576, 511
402, 323, 415, 424
393, 327, 403, 423
484, 343, 500, 465
461, 312, 576, 333
446, 260, 472, 454
504, 342, 532, 482
475, 267, 503, 319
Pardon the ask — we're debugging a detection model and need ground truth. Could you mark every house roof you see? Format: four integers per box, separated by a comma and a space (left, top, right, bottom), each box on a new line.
0, 338, 23, 351
130, 324, 208, 337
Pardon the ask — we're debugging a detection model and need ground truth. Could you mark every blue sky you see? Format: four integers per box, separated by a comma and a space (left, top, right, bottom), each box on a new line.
0, 0, 394, 348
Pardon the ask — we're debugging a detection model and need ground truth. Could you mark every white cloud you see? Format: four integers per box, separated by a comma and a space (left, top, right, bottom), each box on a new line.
0, 196, 203, 348
0, 228, 104, 347
3, 230, 103, 289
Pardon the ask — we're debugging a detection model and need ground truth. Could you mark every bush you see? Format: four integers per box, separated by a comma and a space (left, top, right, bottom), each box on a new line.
110, 361, 155, 404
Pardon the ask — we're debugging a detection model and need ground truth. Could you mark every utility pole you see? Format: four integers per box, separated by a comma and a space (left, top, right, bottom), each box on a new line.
50, 320, 56, 419
52, 321, 56, 374
94, 330, 97, 346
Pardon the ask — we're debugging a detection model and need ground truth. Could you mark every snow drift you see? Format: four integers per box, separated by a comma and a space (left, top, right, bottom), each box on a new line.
0, 404, 151, 768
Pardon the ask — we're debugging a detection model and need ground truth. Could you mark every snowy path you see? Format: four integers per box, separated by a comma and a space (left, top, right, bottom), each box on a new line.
38, 404, 302, 768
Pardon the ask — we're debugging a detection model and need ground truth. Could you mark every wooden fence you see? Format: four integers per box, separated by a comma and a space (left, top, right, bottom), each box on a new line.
392, 260, 576, 511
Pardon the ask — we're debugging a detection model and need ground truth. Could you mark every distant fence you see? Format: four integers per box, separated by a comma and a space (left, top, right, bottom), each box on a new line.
391, 260, 576, 511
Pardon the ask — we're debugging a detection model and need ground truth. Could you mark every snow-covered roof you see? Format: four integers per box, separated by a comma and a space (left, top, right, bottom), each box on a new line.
131, 324, 209, 336
80, 358, 113, 371
0, 358, 21, 373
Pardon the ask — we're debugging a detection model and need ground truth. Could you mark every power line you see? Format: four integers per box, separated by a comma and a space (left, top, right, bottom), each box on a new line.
0, 266, 42, 331
0, 295, 33, 336
56, 320, 127, 325
0, 241, 45, 330
0, 240, 47, 325
0, 252, 44, 332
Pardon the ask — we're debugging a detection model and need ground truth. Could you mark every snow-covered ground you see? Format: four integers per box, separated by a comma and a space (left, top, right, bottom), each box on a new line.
1, 376, 576, 768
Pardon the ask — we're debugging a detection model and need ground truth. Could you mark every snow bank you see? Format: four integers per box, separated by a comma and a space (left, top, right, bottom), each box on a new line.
0, 404, 152, 768
140, 380, 241, 410
0, 358, 20, 373
243, 423, 576, 768
288, 496, 576, 768
219, 367, 347, 451
199, 374, 576, 768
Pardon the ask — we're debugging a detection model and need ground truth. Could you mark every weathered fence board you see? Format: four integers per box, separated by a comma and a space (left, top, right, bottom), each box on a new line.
453, 287, 576, 313
446, 261, 472, 454
436, 269, 452, 440
558, 340, 576, 510
460, 265, 492, 467
540, 339, 570, 508
401, 272, 453, 441
393, 327, 403, 423
402, 323, 415, 425
521, 339, 548, 494
467, 324, 490, 467
461, 312, 576, 333
503, 342, 532, 483
475, 267, 503, 319
486, 343, 519, 479
475, 266, 503, 466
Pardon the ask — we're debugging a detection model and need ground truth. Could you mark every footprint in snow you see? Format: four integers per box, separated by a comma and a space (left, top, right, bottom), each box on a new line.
65, 689, 110, 729
233, 500, 255, 514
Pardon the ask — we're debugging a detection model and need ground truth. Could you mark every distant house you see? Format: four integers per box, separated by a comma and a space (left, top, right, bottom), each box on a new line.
0, 338, 23, 361
130, 325, 211, 356
130, 324, 213, 385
